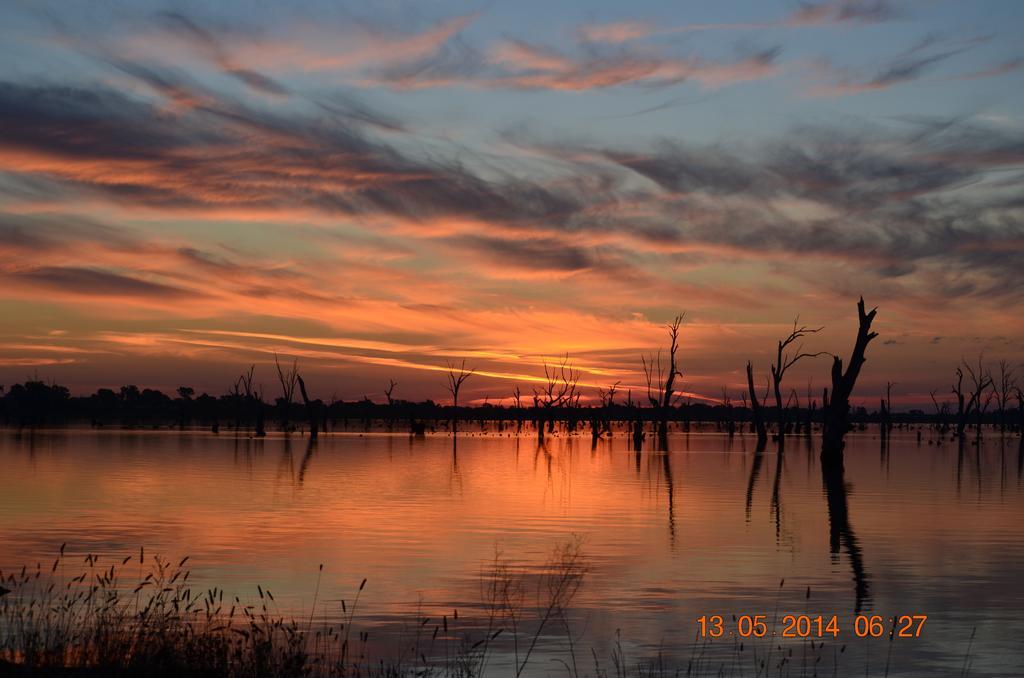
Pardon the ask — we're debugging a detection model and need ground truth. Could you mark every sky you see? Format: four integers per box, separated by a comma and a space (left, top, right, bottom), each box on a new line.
0, 0, 1022, 409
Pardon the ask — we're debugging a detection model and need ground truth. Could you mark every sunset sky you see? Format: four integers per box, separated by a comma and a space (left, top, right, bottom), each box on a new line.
1, 0, 1022, 408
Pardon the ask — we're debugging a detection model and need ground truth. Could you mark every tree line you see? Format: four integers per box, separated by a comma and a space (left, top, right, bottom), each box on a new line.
2, 299, 1021, 460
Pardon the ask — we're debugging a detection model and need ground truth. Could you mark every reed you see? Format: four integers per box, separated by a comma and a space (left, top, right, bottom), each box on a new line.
0, 541, 589, 677
0, 544, 936, 677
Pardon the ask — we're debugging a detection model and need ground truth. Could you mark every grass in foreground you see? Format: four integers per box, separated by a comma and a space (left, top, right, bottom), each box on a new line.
0, 542, 965, 677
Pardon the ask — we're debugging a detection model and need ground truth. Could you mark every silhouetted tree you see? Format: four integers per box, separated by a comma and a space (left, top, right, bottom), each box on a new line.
1016, 385, 1024, 439
176, 386, 194, 428
296, 371, 318, 440
880, 381, 895, 438
237, 365, 265, 437
445, 360, 475, 409
384, 379, 398, 406
994, 360, 1016, 434
721, 386, 735, 437
929, 389, 951, 434
5, 380, 70, 427
597, 381, 620, 408
274, 353, 299, 431
771, 317, 825, 441
949, 355, 991, 441
822, 297, 878, 463
746, 361, 768, 447
962, 355, 994, 439
643, 313, 684, 447
804, 378, 817, 437
595, 380, 620, 436
532, 354, 579, 442
952, 367, 971, 438
445, 360, 475, 434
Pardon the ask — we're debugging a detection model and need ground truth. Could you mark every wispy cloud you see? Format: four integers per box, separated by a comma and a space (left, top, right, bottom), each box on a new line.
0, 1, 1021, 399
949, 58, 1024, 81
576, 21, 665, 44
115, 11, 476, 77
787, 0, 901, 27
3, 66, 1022, 302
370, 39, 782, 91
154, 12, 289, 96
577, 0, 901, 44
6, 266, 194, 299
806, 34, 987, 96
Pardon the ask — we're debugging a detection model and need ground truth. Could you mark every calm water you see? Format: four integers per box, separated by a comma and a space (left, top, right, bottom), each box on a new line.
1, 427, 1022, 676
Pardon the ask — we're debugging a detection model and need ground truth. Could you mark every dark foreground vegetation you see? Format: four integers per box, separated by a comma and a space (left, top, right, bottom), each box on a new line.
0, 541, 975, 678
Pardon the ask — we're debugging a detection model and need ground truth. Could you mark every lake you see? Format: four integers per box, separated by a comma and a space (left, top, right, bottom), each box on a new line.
1, 426, 1022, 676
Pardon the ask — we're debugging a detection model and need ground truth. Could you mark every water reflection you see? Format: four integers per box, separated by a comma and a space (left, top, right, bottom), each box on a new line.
821, 454, 870, 614
771, 445, 784, 543
745, 442, 767, 521
1018, 434, 1023, 479
0, 428, 1021, 675
662, 452, 675, 546
298, 438, 316, 486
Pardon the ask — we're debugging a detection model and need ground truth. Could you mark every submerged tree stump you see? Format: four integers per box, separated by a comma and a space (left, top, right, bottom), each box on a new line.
822, 297, 878, 464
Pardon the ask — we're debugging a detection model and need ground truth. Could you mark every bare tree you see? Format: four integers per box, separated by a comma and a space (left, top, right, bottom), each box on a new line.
532, 354, 580, 442
879, 382, 895, 437
952, 356, 993, 439
804, 378, 817, 436
929, 389, 951, 434
963, 355, 994, 438
787, 388, 800, 408
384, 379, 398, 406
597, 381, 620, 408
771, 317, 825, 440
444, 360, 475, 434
721, 386, 735, 437
994, 360, 1017, 434
445, 359, 476, 409
594, 380, 620, 436
952, 367, 970, 438
822, 297, 878, 462
237, 364, 265, 437
228, 375, 244, 431
642, 313, 685, 443
274, 353, 299, 430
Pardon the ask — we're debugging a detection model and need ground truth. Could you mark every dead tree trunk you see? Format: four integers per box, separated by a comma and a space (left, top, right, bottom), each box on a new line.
953, 368, 969, 439
275, 354, 298, 432
929, 389, 950, 434
880, 382, 894, 438
297, 374, 318, 440
963, 356, 993, 441
770, 318, 824, 444
821, 297, 878, 464
643, 314, 684, 447
746, 361, 768, 447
